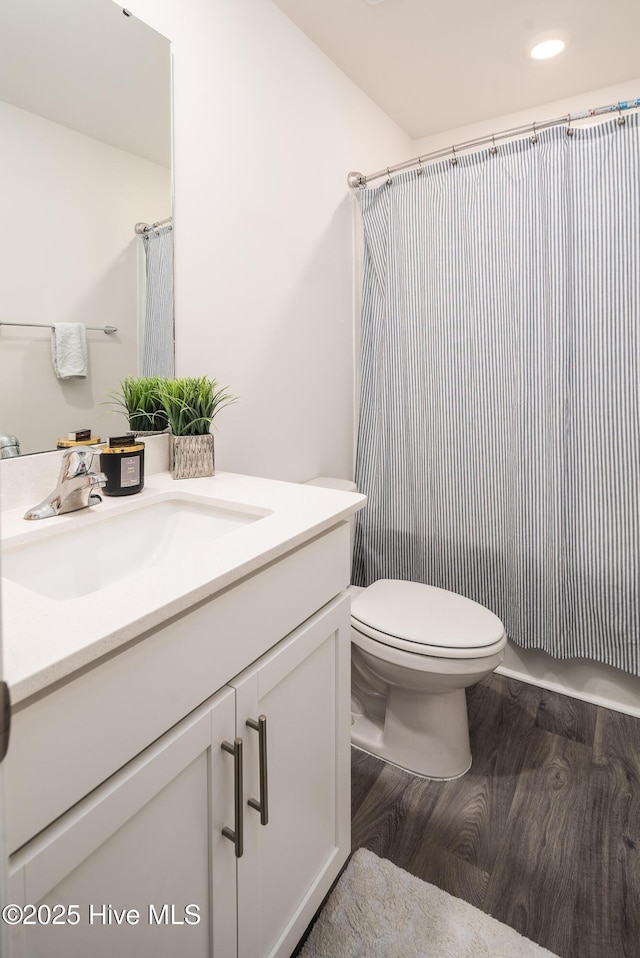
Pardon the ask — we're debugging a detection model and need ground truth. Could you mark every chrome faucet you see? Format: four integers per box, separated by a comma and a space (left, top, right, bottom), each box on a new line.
24, 447, 107, 520
0, 433, 20, 459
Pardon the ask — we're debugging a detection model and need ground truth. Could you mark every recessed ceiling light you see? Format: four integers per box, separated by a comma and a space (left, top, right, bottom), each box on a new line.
530, 38, 566, 60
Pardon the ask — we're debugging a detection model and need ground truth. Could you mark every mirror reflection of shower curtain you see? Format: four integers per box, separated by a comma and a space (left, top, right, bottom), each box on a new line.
141, 224, 175, 377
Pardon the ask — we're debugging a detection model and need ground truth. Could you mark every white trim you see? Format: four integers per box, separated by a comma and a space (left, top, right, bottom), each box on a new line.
496, 641, 640, 718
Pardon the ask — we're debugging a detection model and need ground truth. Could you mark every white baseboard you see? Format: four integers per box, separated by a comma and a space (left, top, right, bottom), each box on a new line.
496, 641, 640, 718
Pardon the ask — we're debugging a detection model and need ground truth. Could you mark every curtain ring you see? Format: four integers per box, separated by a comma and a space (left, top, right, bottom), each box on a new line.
386, 167, 392, 186
489, 134, 497, 155
530, 121, 538, 144
566, 114, 575, 137
617, 105, 626, 126
450, 144, 458, 166
416, 155, 423, 175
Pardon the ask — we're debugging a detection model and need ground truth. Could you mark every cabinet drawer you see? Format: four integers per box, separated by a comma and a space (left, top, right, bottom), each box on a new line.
6, 522, 350, 854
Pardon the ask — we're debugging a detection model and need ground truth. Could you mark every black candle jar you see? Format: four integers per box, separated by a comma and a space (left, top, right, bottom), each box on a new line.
100, 436, 145, 496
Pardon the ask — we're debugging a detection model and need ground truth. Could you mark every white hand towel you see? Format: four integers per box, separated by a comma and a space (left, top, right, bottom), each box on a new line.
51, 323, 88, 379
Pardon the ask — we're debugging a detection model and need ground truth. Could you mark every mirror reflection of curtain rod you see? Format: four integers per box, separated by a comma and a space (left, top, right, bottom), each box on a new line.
0, 322, 117, 334
134, 217, 173, 235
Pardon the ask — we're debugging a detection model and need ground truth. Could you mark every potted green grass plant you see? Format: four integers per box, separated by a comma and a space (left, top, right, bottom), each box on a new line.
159, 376, 236, 479
108, 376, 169, 435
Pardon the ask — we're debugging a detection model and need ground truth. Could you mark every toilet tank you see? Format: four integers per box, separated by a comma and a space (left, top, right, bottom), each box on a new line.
304, 477, 358, 562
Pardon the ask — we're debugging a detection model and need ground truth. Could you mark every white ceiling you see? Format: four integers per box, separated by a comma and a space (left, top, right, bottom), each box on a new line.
270, 0, 640, 139
0, 0, 171, 167
4, 0, 637, 164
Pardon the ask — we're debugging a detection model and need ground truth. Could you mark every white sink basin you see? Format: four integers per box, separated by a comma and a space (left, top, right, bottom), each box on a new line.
2, 498, 262, 600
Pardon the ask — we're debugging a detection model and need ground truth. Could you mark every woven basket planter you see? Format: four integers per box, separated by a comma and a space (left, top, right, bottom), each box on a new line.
169, 434, 215, 480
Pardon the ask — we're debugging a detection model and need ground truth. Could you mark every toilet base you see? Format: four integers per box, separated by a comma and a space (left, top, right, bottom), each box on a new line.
351, 739, 472, 782
351, 686, 473, 780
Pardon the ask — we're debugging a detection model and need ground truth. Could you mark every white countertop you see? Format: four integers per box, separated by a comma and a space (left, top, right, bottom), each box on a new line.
1, 471, 365, 705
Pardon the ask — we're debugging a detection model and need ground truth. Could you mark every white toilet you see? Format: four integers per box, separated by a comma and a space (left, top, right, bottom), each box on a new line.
306, 478, 507, 780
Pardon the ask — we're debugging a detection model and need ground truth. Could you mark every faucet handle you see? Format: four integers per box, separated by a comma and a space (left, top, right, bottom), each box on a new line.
60, 445, 103, 480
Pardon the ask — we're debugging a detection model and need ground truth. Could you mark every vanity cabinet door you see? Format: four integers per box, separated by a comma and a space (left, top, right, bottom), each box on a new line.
230, 594, 351, 958
8, 687, 238, 958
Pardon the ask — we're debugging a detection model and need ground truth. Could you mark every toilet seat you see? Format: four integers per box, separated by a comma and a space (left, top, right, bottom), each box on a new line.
351, 579, 506, 660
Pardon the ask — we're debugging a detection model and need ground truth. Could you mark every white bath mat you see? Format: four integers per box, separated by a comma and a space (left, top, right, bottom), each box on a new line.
299, 848, 560, 958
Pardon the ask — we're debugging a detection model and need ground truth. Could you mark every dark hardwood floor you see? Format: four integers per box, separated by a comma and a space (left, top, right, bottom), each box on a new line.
351, 673, 640, 958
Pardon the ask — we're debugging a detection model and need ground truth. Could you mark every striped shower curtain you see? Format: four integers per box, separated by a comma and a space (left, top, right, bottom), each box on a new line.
141, 224, 175, 378
353, 113, 640, 675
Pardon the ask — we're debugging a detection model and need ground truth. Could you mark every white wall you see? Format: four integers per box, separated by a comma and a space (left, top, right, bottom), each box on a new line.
412, 78, 640, 156
124, 0, 411, 482
0, 101, 171, 453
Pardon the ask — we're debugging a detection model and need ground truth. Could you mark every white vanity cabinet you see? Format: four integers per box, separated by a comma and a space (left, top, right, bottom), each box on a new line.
8, 686, 239, 958
232, 595, 350, 958
7, 583, 351, 958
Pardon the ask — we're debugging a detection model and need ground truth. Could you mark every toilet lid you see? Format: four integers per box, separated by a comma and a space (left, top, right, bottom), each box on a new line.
351, 579, 505, 657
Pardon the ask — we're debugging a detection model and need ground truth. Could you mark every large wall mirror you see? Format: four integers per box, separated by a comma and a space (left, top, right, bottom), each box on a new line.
0, 0, 172, 456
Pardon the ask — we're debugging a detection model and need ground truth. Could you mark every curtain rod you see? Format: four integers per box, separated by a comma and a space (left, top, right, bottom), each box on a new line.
347, 97, 640, 188
134, 216, 173, 235
0, 322, 117, 334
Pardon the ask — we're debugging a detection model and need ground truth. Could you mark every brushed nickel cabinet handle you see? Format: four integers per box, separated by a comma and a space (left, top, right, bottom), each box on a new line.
0, 681, 11, 764
221, 737, 244, 858
246, 715, 269, 826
